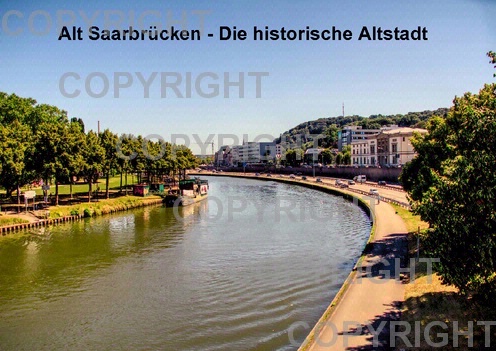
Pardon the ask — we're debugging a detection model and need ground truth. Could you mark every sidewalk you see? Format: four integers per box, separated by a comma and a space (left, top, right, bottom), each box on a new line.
303, 199, 408, 351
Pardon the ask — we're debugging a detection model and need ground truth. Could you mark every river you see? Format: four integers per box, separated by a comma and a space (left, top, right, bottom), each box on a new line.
0, 176, 371, 351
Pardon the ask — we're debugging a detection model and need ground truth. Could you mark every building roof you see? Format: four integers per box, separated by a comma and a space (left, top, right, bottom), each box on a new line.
381, 127, 427, 135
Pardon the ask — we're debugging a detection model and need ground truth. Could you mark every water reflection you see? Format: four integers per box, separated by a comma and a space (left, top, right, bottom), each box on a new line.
0, 177, 370, 351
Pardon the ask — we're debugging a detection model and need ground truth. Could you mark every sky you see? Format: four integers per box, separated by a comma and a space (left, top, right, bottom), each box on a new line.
1, 0, 495, 154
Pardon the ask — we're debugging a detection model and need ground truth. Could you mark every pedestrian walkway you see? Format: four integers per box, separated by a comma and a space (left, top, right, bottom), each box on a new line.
302, 198, 408, 351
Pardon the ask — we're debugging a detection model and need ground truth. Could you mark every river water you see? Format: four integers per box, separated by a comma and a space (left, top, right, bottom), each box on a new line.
0, 176, 370, 351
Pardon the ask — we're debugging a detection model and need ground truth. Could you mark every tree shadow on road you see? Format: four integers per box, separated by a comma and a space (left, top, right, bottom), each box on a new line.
337, 301, 402, 350
358, 233, 409, 281
339, 233, 408, 350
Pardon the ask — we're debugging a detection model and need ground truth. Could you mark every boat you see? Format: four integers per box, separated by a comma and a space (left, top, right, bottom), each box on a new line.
163, 177, 209, 207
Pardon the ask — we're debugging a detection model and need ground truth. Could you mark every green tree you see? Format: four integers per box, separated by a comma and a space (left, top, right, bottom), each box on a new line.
0, 122, 32, 202
116, 134, 136, 194
81, 131, 105, 202
0, 93, 36, 125
321, 148, 334, 165
29, 104, 68, 131
488, 51, 496, 77
66, 121, 86, 199
70, 117, 85, 132
400, 81, 496, 300
33, 121, 82, 205
323, 124, 339, 148
341, 145, 352, 165
283, 148, 304, 167
99, 129, 119, 199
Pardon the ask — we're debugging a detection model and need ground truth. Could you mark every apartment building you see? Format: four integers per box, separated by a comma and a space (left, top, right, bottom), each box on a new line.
218, 141, 276, 166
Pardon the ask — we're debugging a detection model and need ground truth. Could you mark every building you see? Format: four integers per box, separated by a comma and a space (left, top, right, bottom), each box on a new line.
231, 145, 241, 165
351, 139, 374, 166
351, 127, 427, 167
338, 126, 381, 151
275, 143, 285, 157
214, 145, 232, 166
237, 142, 260, 164
378, 128, 427, 166
217, 141, 276, 166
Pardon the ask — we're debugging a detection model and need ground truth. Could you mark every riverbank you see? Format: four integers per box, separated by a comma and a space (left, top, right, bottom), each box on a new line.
190, 171, 408, 350
0, 195, 163, 234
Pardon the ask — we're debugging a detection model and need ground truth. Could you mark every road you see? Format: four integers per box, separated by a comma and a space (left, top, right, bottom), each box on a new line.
297, 176, 409, 204
191, 171, 409, 205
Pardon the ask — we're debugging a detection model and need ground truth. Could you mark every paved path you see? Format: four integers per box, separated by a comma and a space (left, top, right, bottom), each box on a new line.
304, 195, 408, 351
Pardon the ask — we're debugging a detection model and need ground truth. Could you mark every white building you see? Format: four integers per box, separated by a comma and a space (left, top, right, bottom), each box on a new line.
231, 145, 241, 165
218, 141, 276, 166
351, 127, 427, 167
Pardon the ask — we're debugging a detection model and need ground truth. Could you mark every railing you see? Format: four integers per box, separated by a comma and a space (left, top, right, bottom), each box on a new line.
322, 181, 411, 209
363, 181, 406, 192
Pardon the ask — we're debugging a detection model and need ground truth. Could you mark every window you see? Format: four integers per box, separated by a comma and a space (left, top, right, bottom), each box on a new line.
392, 144, 398, 153
403, 137, 406, 142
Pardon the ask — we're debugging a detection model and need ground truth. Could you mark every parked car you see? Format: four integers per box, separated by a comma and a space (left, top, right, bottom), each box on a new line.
316, 178, 322, 183
348, 180, 355, 185
296, 172, 302, 176
340, 183, 349, 188
335, 179, 342, 185
302, 176, 307, 180
266, 174, 272, 177
378, 180, 387, 185
289, 174, 296, 179
354, 175, 367, 183
370, 188, 379, 196
255, 173, 260, 176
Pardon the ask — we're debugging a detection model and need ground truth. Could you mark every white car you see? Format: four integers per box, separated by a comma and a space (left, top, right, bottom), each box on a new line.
369, 189, 379, 196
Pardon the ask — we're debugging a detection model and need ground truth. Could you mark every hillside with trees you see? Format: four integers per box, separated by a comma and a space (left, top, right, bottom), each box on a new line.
276, 108, 449, 148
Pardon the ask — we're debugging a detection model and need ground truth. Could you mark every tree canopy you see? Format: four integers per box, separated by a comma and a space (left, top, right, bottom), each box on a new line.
0, 92, 200, 200
400, 77, 496, 300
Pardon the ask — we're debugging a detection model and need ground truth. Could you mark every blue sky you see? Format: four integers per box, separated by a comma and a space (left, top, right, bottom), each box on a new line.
1, 0, 495, 153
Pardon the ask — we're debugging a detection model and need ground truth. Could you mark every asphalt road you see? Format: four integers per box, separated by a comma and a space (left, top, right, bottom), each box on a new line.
301, 176, 409, 204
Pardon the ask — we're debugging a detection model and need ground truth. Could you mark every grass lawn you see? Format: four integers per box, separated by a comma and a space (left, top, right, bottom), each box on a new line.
0, 174, 163, 225
45, 195, 163, 218
0, 194, 163, 227
1, 175, 138, 198
0, 217, 29, 226
391, 204, 492, 350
